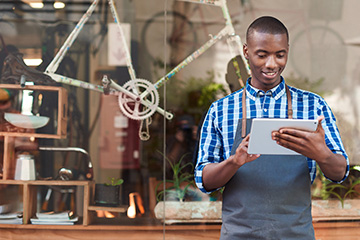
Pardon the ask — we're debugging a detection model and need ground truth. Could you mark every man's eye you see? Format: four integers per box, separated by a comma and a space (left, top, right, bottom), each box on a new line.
277, 54, 285, 58
258, 54, 266, 58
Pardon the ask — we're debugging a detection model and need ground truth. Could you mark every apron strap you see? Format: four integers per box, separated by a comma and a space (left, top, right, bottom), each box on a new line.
286, 85, 293, 119
241, 89, 247, 138
241, 84, 293, 138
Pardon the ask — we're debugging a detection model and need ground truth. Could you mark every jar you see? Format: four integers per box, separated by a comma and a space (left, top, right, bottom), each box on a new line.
14, 154, 36, 180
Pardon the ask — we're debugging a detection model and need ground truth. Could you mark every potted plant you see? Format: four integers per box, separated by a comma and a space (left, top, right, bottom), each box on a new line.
153, 153, 222, 223
155, 153, 194, 202
311, 166, 360, 221
94, 177, 124, 207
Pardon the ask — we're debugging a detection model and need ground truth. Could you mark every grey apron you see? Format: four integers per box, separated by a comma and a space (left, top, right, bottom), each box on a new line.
220, 86, 315, 240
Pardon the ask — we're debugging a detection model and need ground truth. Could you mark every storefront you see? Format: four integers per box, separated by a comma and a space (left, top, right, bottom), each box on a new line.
0, 0, 360, 239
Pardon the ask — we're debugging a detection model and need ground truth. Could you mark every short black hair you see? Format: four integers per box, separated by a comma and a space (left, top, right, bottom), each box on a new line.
246, 16, 289, 43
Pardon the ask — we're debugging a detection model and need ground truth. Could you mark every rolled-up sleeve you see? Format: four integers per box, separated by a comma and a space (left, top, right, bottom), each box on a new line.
318, 98, 349, 183
195, 105, 224, 194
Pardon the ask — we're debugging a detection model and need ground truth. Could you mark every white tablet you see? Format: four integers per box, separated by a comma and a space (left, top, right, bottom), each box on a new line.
248, 118, 318, 155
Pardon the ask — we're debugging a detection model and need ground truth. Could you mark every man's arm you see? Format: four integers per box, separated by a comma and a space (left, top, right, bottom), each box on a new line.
272, 116, 347, 182
202, 135, 260, 192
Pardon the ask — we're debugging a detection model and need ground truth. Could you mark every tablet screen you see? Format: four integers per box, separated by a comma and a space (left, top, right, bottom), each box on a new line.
247, 118, 318, 155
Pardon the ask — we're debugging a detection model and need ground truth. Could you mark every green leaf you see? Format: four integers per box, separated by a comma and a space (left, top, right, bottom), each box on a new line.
154, 151, 195, 202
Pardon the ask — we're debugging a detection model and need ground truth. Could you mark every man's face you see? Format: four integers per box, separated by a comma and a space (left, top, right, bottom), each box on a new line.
243, 30, 289, 91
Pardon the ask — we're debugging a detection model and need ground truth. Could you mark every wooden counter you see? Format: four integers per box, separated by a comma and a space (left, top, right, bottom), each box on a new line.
1, 219, 360, 240
0, 220, 221, 240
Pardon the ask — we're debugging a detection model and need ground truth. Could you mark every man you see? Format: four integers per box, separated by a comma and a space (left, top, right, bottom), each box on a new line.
195, 16, 349, 239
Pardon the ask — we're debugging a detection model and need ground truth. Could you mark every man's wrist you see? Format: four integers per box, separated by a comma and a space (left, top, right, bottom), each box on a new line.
227, 155, 243, 168
314, 148, 333, 165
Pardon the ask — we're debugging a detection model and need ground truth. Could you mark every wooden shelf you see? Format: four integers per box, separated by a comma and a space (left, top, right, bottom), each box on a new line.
0, 180, 91, 186
88, 205, 127, 213
0, 84, 68, 139
0, 85, 68, 180
0, 180, 93, 225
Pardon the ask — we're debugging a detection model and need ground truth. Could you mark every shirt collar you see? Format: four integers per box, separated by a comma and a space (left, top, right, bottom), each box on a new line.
245, 77, 286, 101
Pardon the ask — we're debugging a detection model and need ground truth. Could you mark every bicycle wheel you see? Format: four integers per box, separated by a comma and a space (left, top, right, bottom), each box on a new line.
141, 11, 198, 66
289, 26, 346, 89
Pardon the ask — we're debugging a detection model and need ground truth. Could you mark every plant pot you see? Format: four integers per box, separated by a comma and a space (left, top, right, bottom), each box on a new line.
312, 199, 360, 221
154, 201, 222, 224
94, 184, 120, 207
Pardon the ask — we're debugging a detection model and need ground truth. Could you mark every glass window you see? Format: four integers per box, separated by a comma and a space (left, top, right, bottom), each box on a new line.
0, 0, 359, 239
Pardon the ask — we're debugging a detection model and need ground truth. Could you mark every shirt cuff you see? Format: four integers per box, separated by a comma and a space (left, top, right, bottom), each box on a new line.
194, 162, 222, 194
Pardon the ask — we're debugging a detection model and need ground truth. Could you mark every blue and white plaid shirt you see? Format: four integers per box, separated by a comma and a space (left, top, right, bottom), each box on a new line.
195, 78, 349, 193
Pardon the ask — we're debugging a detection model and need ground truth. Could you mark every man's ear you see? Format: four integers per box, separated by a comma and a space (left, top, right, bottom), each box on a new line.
243, 43, 249, 60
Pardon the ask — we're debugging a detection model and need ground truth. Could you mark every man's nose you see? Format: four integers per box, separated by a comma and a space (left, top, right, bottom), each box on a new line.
265, 56, 277, 69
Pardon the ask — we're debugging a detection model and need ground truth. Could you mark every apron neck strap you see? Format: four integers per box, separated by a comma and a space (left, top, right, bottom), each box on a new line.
241, 88, 247, 138
241, 84, 293, 138
286, 85, 293, 119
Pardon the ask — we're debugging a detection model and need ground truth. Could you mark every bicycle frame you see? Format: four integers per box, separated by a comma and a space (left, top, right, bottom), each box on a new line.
152, 0, 249, 90
43, 0, 249, 133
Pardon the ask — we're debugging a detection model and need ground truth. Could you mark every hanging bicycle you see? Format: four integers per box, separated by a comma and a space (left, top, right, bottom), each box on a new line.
43, 0, 250, 140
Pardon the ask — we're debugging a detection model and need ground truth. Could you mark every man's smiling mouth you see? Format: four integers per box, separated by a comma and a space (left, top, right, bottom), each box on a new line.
262, 71, 278, 77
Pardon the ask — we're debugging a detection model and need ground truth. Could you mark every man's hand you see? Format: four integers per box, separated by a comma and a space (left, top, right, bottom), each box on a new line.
271, 116, 347, 182
271, 116, 331, 160
231, 134, 260, 167
202, 134, 260, 191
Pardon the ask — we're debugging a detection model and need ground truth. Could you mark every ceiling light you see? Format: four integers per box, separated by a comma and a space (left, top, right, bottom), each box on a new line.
54, 1, 66, 9
23, 58, 43, 67
29, 2, 44, 8
22, 48, 43, 66
22, 0, 44, 9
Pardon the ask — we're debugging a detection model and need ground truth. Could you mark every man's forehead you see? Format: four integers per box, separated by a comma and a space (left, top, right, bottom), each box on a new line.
246, 31, 289, 49
248, 30, 288, 43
